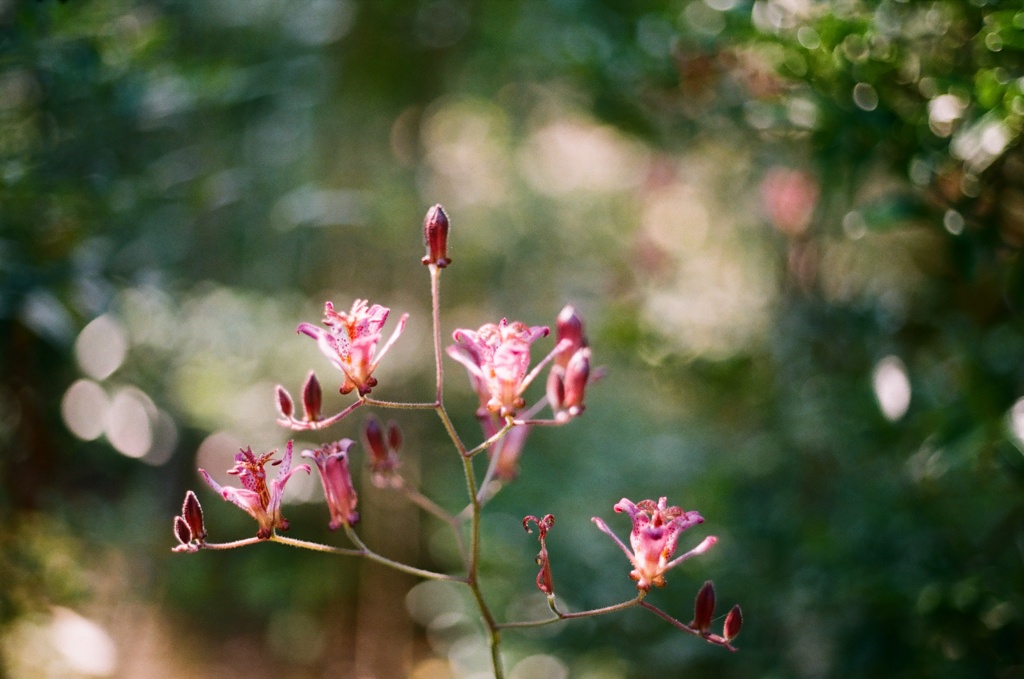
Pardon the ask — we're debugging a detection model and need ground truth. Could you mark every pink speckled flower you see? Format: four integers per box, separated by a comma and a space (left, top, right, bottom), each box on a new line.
298, 299, 409, 396
200, 442, 310, 540
592, 497, 716, 591
303, 439, 359, 530
447, 319, 550, 417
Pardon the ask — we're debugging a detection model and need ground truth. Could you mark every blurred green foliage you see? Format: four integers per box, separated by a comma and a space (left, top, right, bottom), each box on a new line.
3, 0, 1024, 677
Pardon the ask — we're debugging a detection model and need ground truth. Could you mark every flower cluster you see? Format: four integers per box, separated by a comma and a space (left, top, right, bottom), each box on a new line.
173, 203, 741, 675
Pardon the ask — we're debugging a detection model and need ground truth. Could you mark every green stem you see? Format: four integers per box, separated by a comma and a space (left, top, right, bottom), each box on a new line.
196, 537, 263, 550
435, 402, 468, 456
465, 417, 514, 458
460, 449, 504, 678
496, 594, 644, 629
361, 397, 437, 410
431, 264, 444, 404
427, 259, 503, 676
340, 523, 467, 582
396, 478, 469, 568
269, 533, 362, 556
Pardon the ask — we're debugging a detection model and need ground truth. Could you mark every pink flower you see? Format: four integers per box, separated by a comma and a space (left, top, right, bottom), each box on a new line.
297, 299, 409, 396
592, 497, 716, 591
200, 442, 310, 540
303, 439, 360, 530
448, 319, 550, 417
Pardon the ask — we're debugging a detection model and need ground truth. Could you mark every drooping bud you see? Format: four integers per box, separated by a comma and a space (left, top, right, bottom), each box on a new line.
275, 385, 294, 419
692, 580, 716, 633
301, 371, 322, 422
363, 414, 387, 462
182, 490, 206, 542
387, 421, 402, 451
362, 415, 400, 484
421, 203, 451, 268
723, 604, 743, 641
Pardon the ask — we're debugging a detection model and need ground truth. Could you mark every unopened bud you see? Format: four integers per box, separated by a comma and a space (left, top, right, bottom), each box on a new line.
173, 515, 192, 546
275, 385, 294, 419
546, 366, 566, 415
421, 203, 451, 268
363, 415, 400, 480
182, 490, 206, 541
386, 421, 402, 451
723, 604, 743, 641
302, 371, 322, 422
693, 580, 716, 633
555, 305, 586, 365
362, 415, 387, 462
562, 348, 590, 415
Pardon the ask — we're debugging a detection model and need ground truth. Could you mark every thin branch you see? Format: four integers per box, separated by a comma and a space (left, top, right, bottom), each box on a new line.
639, 600, 738, 652
430, 264, 444, 404
496, 593, 645, 629
339, 523, 467, 582
194, 537, 263, 550
465, 417, 514, 458
279, 398, 364, 431
361, 397, 437, 410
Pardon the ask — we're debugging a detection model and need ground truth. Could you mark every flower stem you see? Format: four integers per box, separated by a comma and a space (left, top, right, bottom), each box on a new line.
394, 477, 469, 568
460, 450, 505, 678
465, 418, 514, 458
495, 593, 645, 629
361, 397, 437, 410
339, 523, 467, 582
638, 600, 738, 652
435, 402, 468, 456
196, 537, 264, 550
281, 398, 364, 431
269, 533, 363, 556
430, 264, 444, 404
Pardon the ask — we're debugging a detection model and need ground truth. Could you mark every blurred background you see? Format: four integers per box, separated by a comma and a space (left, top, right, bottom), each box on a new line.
3, 0, 1024, 677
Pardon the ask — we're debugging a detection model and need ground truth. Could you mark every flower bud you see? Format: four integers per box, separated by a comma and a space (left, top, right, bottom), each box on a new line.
301, 371, 322, 422
362, 415, 400, 482
723, 604, 743, 641
555, 305, 586, 366
362, 415, 387, 462
173, 515, 192, 546
275, 385, 294, 419
182, 490, 206, 541
386, 420, 402, 451
562, 348, 590, 415
693, 580, 716, 633
546, 366, 565, 410
421, 203, 451, 268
